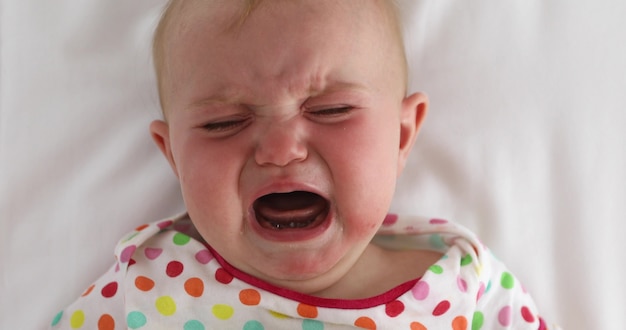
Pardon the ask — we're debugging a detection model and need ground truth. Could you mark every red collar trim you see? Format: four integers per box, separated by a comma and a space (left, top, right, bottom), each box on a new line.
205, 244, 419, 309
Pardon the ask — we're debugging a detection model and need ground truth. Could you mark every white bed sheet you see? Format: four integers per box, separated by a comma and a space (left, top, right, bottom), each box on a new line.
1, 1, 625, 329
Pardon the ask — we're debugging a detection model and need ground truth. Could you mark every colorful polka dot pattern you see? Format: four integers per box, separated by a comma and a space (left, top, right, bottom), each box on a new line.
50, 214, 558, 329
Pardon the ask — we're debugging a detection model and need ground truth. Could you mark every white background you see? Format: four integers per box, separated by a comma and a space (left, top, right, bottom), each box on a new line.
1, 1, 625, 329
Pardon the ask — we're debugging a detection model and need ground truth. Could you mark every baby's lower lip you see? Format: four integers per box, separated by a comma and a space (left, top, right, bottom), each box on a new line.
249, 208, 333, 243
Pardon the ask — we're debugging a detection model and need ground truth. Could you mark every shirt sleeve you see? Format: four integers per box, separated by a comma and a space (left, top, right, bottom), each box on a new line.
475, 251, 561, 330
48, 262, 126, 329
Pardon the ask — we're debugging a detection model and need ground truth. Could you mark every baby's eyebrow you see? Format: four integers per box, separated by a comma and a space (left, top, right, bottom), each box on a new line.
303, 81, 371, 101
187, 80, 369, 111
187, 92, 242, 111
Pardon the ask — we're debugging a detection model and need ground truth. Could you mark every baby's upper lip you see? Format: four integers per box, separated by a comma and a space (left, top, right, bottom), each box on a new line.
244, 175, 331, 217
250, 180, 329, 204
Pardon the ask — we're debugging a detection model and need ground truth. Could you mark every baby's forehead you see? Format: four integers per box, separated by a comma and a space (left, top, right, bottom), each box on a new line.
154, 0, 408, 111
163, 0, 399, 35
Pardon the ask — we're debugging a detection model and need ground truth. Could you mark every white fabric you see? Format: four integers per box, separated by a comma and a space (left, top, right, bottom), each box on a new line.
1, 0, 624, 329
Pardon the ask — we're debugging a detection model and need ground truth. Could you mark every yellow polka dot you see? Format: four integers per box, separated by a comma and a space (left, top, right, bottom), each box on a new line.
155, 296, 177, 316
212, 304, 234, 320
269, 310, 290, 319
70, 310, 85, 329
475, 264, 483, 276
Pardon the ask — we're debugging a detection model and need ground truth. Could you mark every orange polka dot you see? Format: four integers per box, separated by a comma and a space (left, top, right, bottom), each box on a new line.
135, 276, 155, 292
452, 315, 468, 330
184, 277, 204, 297
81, 284, 95, 297
297, 303, 318, 318
239, 289, 261, 306
410, 322, 427, 330
354, 316, 377, 329
135, 224, 149, 231
97, 314, 115, 330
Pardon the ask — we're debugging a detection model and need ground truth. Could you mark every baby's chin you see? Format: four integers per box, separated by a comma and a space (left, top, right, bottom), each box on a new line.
235, 222, 363, 291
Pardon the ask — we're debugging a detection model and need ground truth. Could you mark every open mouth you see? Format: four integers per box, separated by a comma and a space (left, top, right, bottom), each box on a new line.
253, 191, 330, 230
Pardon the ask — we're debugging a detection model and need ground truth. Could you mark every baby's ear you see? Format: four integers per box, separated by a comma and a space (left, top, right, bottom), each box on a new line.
397, 92, 428, 174
149, 120, 179, 178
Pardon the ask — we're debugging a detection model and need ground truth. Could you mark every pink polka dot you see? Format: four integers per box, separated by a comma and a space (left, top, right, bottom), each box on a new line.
195, 250, 213, 264
498, 306, 512, 326
385, 300, 405, 317
174, 222, 192, 233
120, 245, 137, 263
411, 281, 430, 300
166, 261, 184, 277
157, 220, 173, 229
429, 218, 448, 225
538, 317, 547, 330
457, 276, 468, 293
432, 300, 450, 316
382, 214, 398, 226
215, 268, 234, 284
101, 282, 118, 298
521, 306, 535, 323
476, 282, 486, 301
144, 248, 163, 260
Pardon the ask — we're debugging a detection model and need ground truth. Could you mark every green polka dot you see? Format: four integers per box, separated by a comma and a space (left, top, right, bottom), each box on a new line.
302, 319, 324, 330
184, 320, 205, 330
500, 272, 515, 289
460, 254, 473, 266
127, 311, 147, 329
212, 304, 234, 320
122, 232, 140, 243
472, 311, 484, 330
429, 264, 444, 274
51, 311, 63, 326
156, 296, 177, 316
485, 280, 492, 293
243, 320, 265, 330
173, 233, 191, 246
70, 310, 85, 329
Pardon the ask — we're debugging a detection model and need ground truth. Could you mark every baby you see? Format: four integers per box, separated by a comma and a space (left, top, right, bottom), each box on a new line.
50, 0, 557, 329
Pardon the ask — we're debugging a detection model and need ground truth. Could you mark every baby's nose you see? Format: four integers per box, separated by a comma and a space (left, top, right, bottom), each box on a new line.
254, 119, 308, 167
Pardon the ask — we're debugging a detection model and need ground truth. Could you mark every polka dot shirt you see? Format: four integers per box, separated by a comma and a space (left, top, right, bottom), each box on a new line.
50, 214, 559, 329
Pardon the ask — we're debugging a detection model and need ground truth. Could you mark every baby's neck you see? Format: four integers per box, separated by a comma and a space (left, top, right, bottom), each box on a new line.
311, 243, 442, 300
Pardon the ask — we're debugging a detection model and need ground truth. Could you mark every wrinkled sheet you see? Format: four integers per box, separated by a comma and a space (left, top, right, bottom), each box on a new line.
1, 1, 624, 329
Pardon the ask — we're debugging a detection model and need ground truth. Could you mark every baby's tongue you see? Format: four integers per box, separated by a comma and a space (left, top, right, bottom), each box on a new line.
253, 191, 328, 230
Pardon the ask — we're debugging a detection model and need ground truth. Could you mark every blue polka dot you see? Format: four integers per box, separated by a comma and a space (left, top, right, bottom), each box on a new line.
184, 320, 205, 330
485, 280, 493, 294
50, 311, 63, 326
127, 311, 147, 329
302, 319, 324, 330
429, 234, 447, 249
243, 320, 265, 330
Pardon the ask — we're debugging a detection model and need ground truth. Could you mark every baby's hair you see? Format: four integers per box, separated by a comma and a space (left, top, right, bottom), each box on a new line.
152, 0, 408, 114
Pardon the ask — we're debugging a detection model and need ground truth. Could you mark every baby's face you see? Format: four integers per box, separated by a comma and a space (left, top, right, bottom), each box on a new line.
151, 0, 426, 294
